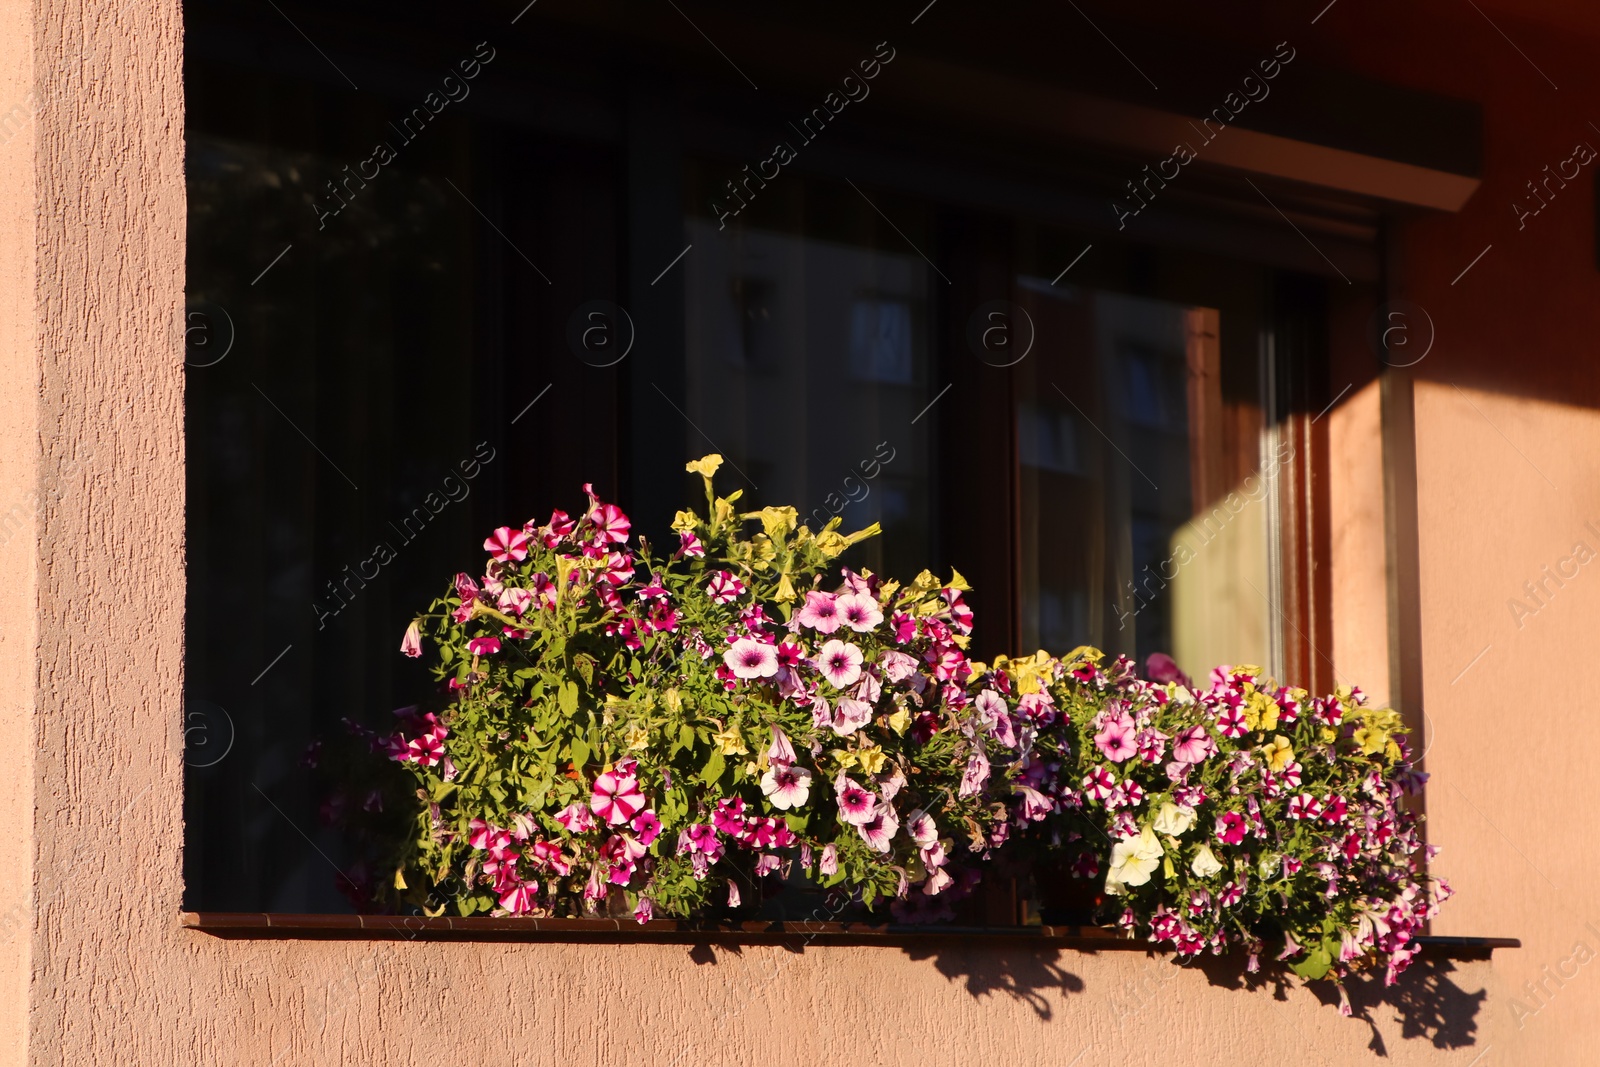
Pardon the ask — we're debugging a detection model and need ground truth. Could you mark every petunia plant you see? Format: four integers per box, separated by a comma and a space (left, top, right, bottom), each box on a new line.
372, 456, 1018, 923
368, 454, 1449, 1012
1001, 650, 1450, 1011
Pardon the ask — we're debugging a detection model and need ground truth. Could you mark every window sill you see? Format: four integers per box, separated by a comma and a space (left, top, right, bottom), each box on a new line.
180, 913, 1519, 959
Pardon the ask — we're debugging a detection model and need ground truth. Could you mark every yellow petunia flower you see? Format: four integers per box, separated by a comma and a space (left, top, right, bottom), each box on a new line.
685, 454, 723, 479
711, 725, 749, 756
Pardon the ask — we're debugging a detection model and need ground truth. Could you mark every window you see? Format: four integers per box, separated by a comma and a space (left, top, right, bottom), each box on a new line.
183, 4, 1347, 913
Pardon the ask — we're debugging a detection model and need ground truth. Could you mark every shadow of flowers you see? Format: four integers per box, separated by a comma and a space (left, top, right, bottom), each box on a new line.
899, 943, 1086, 1020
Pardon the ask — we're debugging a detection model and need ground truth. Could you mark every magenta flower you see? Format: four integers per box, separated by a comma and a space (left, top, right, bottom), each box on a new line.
767, 726, 797, 764
484, 526, 531, 563
1144, 651, 1191, 687
857, 804, 900, 853
836, 592, 884, 633
675, 531, 706, 558
680, 823, 720, 858
1215, 811, 1246, 844
555, 802, 594, 834
498, 880, 537, 915
723, 638, 778, 680
958, 749, 990, 798
1171, 725, 1216, 765
796, 590, 842, 633
834, 774, 877, 825
631, 810, 662, 845
587, 499, 631, 544
633, 897, 654, 924
467, 818, 495, 850
706, 570, 746, 604
407, 735, 444, 768
1094, 716, 1138, 762
817, 639, 864, 689
399, 619, 424, 659
726, 880, 742, 908
1287, 793, 1323, 821
941, 589, 974, 633
467, 636, 501, 656
1081, 766, 1116, 801
829, 697, 873, 736
879, 649, 919, 683
1015, 785, 1054, 822
600, 551, 634, 586
712, 798, 746, 835
1216, 705, 1248, 738
760, 762, 813, 810
589, 767, 646, 825
1135, 728, 1168, 763
891, 612, 918, 643
545, 509, 576, 542
906, 810, 938, 848
819, 843, 839, 875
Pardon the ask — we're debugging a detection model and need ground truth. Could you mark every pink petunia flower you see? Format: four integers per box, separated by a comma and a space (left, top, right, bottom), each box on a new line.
675, 531, 706, 559
817, 639, 864, 689
760, 762, 813, 810
726, 880, 742, 908
589, 767, 646, 825
1216, 705, 1248, 738
1135, 727, 1168, 763
555, 802, 594, 834
906, 810, 939, 848
879, 649, 919, 684
499, 879, 538, 915
958, 748, 990, 798
1171, 725, 1217, 765
767, 726, 797, 764
891, 612, 918, 644
408, 735, 444, 768
587, 497, 631, 544
857, 804, 900, 853
599, 551, 634, 586
633, 897, 654, 924
1215, 811, 1246, 844
400, 620, 423, 658
796, 590, 842, 633
723, 638, 779, 680
707, 570, 746, 604
1081, 766, 1116, 801
631, 810, 663, 846
834, 774, 877, 825
467, 636, 501, 656
484, 526, 531, 563
819, 843, 839, 876
828, 697, 873, 736
836, 592, 884, 633
1094, 716, 1138, 761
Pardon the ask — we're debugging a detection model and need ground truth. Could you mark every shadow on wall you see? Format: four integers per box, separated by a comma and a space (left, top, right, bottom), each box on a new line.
903, 941, 1486, 1049
899, 944, 1086, 1020
678, 939, 1485, 1045
1197, 950, 1486, 1057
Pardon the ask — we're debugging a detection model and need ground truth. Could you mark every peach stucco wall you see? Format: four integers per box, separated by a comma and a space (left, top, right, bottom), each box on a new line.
0, 1, 1560, 1065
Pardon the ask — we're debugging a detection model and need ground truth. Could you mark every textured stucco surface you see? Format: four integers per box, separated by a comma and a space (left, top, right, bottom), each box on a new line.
0, 1, 1546, 1065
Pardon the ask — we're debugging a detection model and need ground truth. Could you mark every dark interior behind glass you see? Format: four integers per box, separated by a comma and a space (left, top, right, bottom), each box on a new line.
183, 4, 1332, 911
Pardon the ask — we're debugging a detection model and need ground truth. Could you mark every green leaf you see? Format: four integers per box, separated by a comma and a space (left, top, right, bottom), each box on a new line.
1289, 946, 1333, 981
671, 723, 694, 757
784, 811, 810, 833
701, 748, 725, 785
570, 737, 590, 772
559, 680, 579, 715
